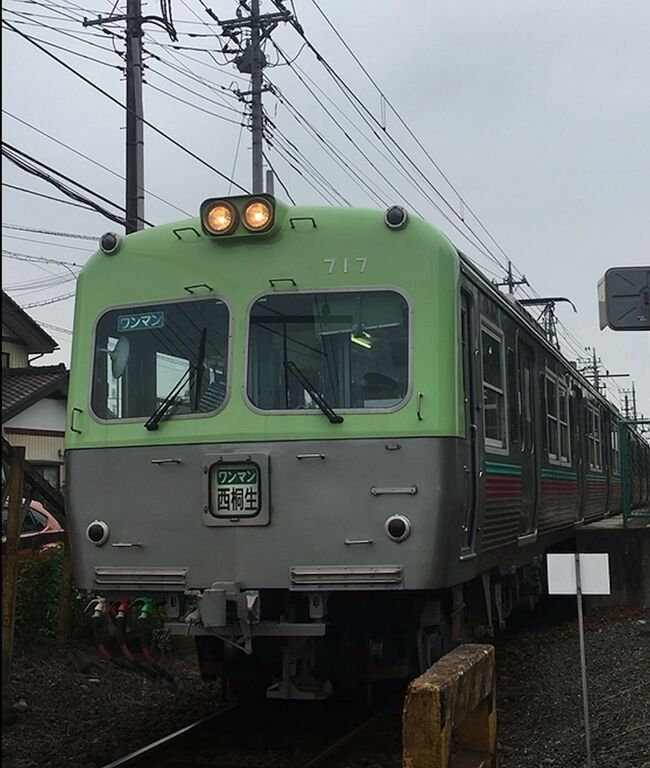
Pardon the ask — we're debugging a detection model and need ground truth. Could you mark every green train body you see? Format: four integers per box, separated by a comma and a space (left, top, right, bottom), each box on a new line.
66, 197, 650, 698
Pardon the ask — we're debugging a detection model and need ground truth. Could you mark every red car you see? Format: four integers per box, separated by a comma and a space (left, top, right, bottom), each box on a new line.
2, 500, 63, 558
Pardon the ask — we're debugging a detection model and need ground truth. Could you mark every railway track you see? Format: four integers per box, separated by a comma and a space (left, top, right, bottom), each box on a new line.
100, 700, 399, 768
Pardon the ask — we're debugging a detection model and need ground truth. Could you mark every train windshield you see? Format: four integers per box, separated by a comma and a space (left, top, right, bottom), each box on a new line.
91, 297, 229, 421
247, 290, 409, 412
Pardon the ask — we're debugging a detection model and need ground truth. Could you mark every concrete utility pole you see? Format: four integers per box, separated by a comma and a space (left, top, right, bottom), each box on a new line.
83, 2, 176, 233
250, 0, 264, 195
217, 1, 294, 193
125, 0, 145, 234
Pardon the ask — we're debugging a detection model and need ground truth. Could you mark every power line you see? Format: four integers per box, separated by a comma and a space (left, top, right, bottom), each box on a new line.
2, 19, 249, 193
1, 232, 93, 252
2, 141, 131, 227
3, 109, 191, 217
2, 181, 99, 212
37, 320, 73, 335
2, 248, 83, 267
262, 149, 294, 204
2, 223, 98, 240
144, 80, 244, 125
22, 290, 76, 308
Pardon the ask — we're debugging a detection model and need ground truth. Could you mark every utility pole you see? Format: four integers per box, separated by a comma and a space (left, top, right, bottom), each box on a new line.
125, 0, 144, 234
591, 348, 600, 390
577, 348, 629, 396
216, 1, 293, 194
494, 261, 528, 295
83, 2, 176, 233
250, 0, 264, 194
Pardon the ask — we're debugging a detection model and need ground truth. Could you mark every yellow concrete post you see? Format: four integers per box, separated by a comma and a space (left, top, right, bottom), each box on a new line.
402, 644, 496, 768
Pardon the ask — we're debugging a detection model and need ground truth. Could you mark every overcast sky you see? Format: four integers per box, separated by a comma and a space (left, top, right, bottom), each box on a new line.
3, 0, 649, 418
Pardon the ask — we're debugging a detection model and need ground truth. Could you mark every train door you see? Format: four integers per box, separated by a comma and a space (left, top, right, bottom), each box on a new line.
517, 339, 537, 537
460, 291, 479, 554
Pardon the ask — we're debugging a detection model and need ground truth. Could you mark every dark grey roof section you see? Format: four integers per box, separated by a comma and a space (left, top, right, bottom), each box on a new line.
1, 364, 69, 422
2, 291, 58, 353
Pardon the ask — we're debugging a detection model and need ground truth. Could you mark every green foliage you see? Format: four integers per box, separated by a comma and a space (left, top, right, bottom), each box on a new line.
13, 547, 93, 646
14, 548, 62, 641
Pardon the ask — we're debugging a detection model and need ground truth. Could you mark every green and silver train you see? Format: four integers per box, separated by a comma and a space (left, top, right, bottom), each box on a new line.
66, 195, 650, 698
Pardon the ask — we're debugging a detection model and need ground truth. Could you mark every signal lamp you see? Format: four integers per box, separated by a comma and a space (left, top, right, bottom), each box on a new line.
204, 201, 238, 235
99, 232, 121, 255
242, 198, 273, 232
385, 515, 411, 542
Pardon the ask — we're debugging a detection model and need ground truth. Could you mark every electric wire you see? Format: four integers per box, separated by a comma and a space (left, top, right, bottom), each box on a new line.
2, 181, 100, 212
3, 110, 191, 217
2, 19, 249, 193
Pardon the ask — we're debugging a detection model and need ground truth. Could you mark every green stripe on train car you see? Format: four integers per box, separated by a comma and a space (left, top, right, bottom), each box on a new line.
541, 468, 578, 479
485, 462, 522, 476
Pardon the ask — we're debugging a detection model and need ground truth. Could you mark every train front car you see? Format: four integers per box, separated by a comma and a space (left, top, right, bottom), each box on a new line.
66, 197, 466, 698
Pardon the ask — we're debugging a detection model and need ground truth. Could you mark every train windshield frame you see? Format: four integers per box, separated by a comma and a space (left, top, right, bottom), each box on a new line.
90, 296, 231, 423
246, 289, 410, 414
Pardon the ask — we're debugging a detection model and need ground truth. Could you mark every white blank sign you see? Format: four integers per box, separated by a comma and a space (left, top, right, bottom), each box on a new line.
547, 553, 611, 595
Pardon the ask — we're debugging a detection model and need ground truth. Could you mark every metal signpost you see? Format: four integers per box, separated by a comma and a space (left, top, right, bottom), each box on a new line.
547, 553, 611, 768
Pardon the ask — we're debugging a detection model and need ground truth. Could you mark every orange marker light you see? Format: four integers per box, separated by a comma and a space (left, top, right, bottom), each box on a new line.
205, 202, 236, 235
243, 199, 273, 231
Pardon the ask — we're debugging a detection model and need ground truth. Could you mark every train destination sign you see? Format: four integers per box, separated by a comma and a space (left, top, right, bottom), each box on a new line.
117, 311, 165, 332
212, 465, 260, 515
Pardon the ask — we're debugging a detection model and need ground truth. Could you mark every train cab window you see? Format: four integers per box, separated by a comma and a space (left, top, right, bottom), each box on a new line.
91, 297, 230, 421
480, 324, 507, 451
247, 290, 409, 412
587, 406, 603, 470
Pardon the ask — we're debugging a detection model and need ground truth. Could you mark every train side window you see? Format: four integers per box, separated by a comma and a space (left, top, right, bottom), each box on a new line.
507, 347, 519, 445
546, 373, 571, 465
558, 380, 571, 463
611, 425, 620, 474
546, 372, 558, 460
587, 406, 603, 470
480, 323, 508, 452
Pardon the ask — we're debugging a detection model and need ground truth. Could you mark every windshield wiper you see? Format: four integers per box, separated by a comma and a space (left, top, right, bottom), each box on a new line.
144, 366, 192, 431
284, 360, 343, 424
145, 328, 207, 431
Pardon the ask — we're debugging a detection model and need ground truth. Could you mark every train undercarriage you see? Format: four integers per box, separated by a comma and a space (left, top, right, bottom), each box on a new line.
166, 558, 544, 700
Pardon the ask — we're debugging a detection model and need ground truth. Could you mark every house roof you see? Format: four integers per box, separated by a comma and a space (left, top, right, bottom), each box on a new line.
1, 364, 69, 422
2, 291, 58, 354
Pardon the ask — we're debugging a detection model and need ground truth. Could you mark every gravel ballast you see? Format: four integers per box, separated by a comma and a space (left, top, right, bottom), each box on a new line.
2, 606, 648, 767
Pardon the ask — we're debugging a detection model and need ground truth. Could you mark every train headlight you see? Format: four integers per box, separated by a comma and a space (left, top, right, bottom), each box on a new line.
86, 520, 110, 546
203, 201, 238, 235
242, 198, 273, 232
385, 515, 411, 542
